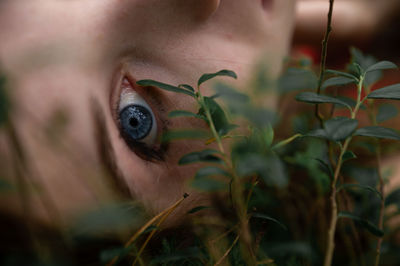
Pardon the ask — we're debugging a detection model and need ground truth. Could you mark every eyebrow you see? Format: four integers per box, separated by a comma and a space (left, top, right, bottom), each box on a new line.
91, 98, 132, 199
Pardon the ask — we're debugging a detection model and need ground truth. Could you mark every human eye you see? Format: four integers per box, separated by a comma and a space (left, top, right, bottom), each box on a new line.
119, 90, 157, 146
114, 75, 167, 162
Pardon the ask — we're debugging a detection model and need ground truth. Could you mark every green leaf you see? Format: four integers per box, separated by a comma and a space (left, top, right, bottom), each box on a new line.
325, 69, 358, 80
322, 76, 356, 90
162, 129, 210, 142
337, 184, 382, 199
188, 206, 211, 214
307, 117, 358, 142
354, 126, 400, 140
190, 177, 227, 191
376, 104, 398, 123
137, 79, 195, 97
73, 203, 144, 236
178, 84, 195, 92
367, 84, 400, 100
168, 110, 205, 120
338, 212, 384, 237
342, 151, 357, 162
200, 96, 232, 136
178, 149, 223, 165
366, 61, 398, 73
278, 68, 318, 93
198, 69, 237, 86
295, 92, 352, 110
195, 166, 230, 179
324, 117, 358, 141
251, 213, 288, 230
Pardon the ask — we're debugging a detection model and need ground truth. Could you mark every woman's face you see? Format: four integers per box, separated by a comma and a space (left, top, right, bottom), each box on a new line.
0, 0, 295, 225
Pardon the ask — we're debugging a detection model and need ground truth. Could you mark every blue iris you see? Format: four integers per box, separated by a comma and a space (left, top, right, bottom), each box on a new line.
120, 105, 153, 141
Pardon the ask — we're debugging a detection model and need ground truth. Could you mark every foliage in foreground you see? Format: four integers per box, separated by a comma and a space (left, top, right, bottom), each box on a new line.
2, 45, 400, 265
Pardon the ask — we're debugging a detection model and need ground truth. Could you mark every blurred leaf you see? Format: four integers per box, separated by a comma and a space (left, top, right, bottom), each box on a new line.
354, 126, 400, 140
162, 129, 210, 142
342, 151, 357, 162
338, 211, 384, 237
385, 188, 400, 209
188, 206, 211, 214
137, 79, 195, 97
72, 203, 144, 236
263, 124, 274, 147
190, 176, 227, 191
325, 69, 358, 80
198, 70, 237, 86
278, 68, 318, 93
0, 75, 10, 126
350, 47, 376, 70
295, 92, 352, 110
194, 166, 230, 179
366, 61, 397, 73
213, 82, 249, 103
243, 106, 278, 127
367, 84, 400, 100
307, 117, 358, 141
178, 84, 195, 92
376, 104, 398, 123
236, 153, 288, 187
251, 213, 287, 230
322, 76, 356, 90
337, 184, 381, 199
0, 178, 13, 192
179, 149, 223, 165
349, 47, 382, 86
168, 110, 205, 120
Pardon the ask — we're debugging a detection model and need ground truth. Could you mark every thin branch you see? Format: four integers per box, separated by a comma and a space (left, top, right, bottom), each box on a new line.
315, 0, 335, 126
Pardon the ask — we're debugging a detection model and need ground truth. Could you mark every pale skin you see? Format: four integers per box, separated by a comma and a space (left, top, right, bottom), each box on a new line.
0, 0, 296, 227
2, 0, 398, 231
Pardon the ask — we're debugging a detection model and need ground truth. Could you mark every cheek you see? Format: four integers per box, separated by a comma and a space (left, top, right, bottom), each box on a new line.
2, 68, 117, 223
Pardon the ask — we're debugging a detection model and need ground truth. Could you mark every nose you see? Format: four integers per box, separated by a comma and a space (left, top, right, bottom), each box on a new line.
185, 0, 220, 21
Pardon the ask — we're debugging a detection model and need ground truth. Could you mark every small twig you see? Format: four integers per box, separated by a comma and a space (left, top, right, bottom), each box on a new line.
214, 235, 240, 266
107, 194, 189, 266
315, 0, 335, 126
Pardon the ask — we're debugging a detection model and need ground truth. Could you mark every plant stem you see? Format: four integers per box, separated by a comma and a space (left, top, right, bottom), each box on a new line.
324, 137, 351, 266
198, 93, 225, 154
197, 91, 255, 264
324, 74, 364, 266
315, 0, 335, 126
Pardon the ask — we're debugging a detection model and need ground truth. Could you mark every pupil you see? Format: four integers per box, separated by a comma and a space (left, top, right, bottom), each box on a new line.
129, 117, 139, 128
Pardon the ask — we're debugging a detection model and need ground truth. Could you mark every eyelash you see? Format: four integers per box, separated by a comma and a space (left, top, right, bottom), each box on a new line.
112, 74, 168, 162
